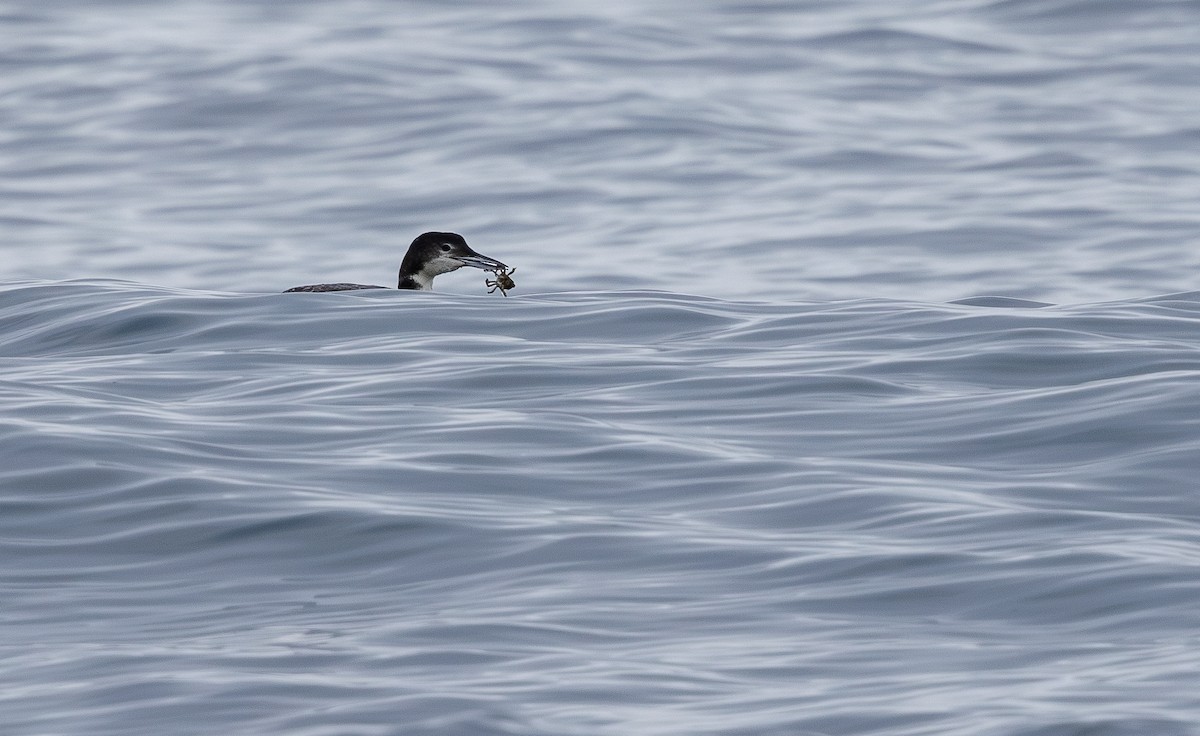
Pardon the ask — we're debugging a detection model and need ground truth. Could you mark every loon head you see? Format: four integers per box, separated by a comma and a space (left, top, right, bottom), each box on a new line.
397, 232, 508, 290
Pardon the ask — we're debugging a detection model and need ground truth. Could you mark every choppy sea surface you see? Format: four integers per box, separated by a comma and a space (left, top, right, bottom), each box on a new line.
3, 2, 1200, 735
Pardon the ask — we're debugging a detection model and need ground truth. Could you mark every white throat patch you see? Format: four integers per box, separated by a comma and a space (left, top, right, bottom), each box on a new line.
414, 255, 465, 289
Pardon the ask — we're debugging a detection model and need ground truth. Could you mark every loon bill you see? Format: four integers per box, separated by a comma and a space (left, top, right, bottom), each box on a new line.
284, 232, 508, 293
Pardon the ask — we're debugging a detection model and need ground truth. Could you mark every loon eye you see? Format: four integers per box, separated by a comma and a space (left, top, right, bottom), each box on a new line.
439, 243, 452, 253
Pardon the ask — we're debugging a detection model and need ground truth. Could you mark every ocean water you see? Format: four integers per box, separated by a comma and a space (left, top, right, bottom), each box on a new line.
2, 2, 1200, 735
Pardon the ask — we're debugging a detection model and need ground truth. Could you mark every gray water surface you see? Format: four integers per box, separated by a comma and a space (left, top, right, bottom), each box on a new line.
2, 1, 1200, 735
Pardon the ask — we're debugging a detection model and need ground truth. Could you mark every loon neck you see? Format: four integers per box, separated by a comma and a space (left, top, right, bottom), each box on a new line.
398, 270, 434, 290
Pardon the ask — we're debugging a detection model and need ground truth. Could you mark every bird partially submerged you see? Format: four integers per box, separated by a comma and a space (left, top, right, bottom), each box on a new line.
284, 232, 508, 293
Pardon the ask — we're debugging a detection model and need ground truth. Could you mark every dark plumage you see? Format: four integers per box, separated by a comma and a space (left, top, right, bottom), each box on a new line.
284, 283, 387, 293
285, 232, 507, 293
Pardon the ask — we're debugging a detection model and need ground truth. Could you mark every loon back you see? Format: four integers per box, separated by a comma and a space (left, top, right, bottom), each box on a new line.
283, 283, 387, 293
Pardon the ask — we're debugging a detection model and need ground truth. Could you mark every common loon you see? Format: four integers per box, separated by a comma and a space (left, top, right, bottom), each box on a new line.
284, 232, 507, 293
